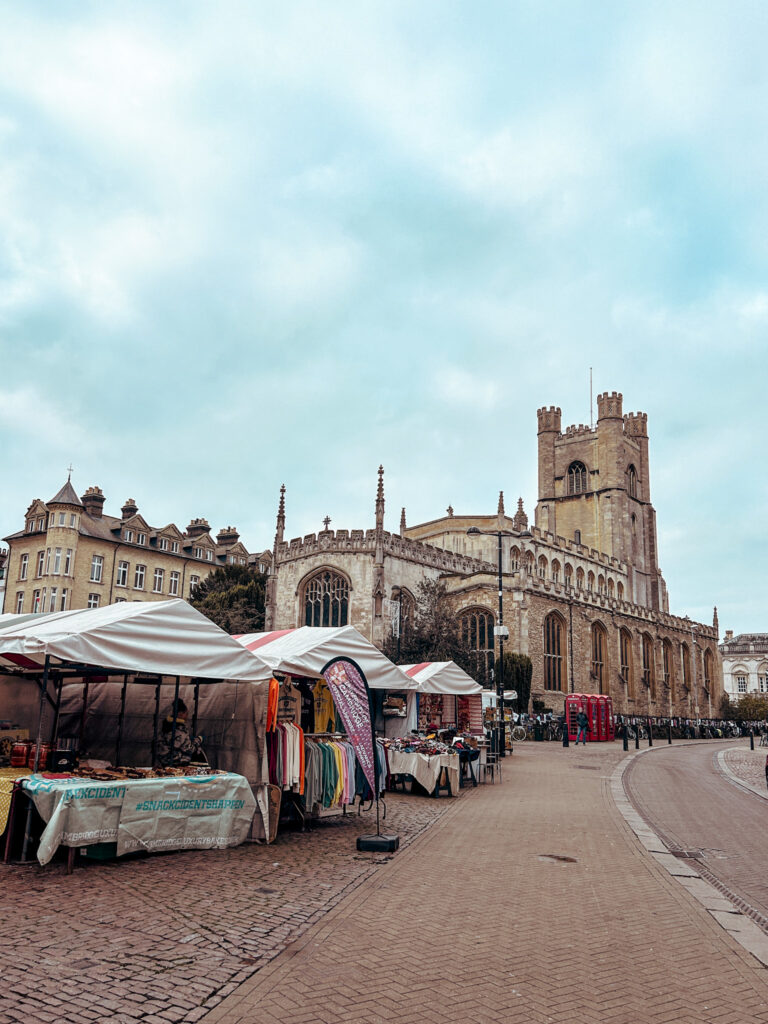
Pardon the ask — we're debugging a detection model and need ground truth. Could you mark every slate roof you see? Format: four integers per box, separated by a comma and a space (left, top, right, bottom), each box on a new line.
47, 479, 83, 507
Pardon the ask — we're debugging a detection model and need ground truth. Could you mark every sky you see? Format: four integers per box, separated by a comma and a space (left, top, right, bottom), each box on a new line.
0, 1, 766, 631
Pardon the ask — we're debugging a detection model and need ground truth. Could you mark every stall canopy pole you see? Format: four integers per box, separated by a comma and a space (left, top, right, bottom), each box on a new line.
115, 673, 129, 767
77, 678, 90, 756
151, 679, 161, 765
50, 673, 64, 748
169, 676, 181, 764
21, 655, 51, 861
192, 680, 200, 739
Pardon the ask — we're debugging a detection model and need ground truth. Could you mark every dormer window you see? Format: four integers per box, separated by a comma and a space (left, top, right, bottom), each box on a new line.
195, 546, 203, 559
171, 541, 179, 553
124, 529, 134, 542
206, 550, 213, 561
37, 517, 45, 531
26, 519, 34, 532
158, 537, 169, 551
137, 532, 146, 546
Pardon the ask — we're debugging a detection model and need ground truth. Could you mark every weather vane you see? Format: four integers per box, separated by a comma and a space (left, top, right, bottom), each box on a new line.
322, 516, 331, 530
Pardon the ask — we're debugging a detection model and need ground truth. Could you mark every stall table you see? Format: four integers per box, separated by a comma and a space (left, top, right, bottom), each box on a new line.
386, 749, 459, 797
14, 770, 256, 866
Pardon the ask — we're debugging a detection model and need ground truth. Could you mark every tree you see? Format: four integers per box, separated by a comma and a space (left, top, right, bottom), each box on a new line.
731, 693, 768, 725
381, 579, 475, 675
718, 693, 735, 720
190, 564, 267, 635
496, 652, 533, 714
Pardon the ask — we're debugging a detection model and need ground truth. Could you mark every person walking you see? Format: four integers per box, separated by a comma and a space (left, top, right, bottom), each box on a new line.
575, 709, 590, 746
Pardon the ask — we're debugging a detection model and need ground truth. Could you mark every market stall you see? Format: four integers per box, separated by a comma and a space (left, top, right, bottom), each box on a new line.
233, 627, 417, 825
0, 600, 272, 866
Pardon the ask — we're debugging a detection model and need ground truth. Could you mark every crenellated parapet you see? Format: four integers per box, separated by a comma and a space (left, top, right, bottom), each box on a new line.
597, 390, 623, 420
562, 423, 596, 438
537, 405, 562, 433
384, 531, 493, 574
623, 411, 648, 438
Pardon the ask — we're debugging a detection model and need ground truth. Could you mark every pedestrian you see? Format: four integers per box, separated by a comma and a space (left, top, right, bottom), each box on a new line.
156, 699, 205, 768
575, 708, 589, 746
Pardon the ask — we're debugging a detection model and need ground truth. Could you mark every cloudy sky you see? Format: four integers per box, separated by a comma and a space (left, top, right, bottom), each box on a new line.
0, 1, 766, 630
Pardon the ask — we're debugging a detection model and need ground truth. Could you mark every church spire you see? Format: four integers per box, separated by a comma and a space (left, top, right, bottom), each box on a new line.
375, 465, 385, 531
275, 484, 286, 546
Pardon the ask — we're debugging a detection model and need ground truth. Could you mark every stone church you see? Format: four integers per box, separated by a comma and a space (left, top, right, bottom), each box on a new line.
265, 391, 722, 718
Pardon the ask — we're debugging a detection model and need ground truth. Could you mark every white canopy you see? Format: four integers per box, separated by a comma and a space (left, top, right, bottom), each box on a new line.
399, 661, 482, 695
0, 599, 272, 682
233, 626, 417, 690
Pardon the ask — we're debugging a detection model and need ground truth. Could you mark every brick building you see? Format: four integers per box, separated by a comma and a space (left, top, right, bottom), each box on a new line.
266, 391, 722, 718
2, 478, 250, 615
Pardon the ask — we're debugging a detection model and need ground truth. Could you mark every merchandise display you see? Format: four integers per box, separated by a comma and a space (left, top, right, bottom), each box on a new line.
382, 735, 459, 796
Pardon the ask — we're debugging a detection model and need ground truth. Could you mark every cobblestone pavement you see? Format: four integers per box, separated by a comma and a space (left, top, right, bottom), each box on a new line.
724, 746, 768, 791
626, 740, 768, 926
0, 788, 465, 1024
204, 741, 768, 1024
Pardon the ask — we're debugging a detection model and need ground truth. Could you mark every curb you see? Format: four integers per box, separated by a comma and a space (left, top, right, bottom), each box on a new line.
716, 747, 768, 802
610, 744, 768, 969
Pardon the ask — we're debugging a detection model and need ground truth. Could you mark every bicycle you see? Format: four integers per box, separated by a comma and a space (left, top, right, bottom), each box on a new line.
510, 724, 527, 742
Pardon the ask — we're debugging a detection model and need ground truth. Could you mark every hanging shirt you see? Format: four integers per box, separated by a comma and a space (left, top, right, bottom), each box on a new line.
313, 679, 335, 733
277, 681, 302, 725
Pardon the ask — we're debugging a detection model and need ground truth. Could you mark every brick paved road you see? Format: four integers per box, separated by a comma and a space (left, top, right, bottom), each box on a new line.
0, 789, 461, 1024
626, 739, 768, 923
203, 741, 768, 1024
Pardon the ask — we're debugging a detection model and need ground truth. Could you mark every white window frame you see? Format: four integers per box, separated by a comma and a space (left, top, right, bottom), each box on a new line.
32, 590, 41, 612
194, 546, 203, 559
158, 537, 168, 551
137, 532, 146, 546
60, 588, 68, 611
737, 675, 748, 694
169, 571, 180, 596
171, 541, 179, 554
87, 593, 100, 609
53, 548, 62, 574
36, 551, 45, 577
49, 587, 57, 612
70, 513, 77, 527
189, 574, 200, 595
26, 519, 34, 533
19, 554, 28, 581
37, 517, 45, 531
153, 567, 164, 593
15, 592, 24, 613
45, 548, 51, 574
58, 512, 65, 526
116, 561, 129, 587
90, 554, 104, 583
134, 564, 146, 590
64, 548, 73, 575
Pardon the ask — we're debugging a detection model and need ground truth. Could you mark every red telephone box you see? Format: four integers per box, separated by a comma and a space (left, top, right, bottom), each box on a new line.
566, 693, 614, 742
565, 694, 588, 741
595, 696, 607, 741
586, 695, 600, 742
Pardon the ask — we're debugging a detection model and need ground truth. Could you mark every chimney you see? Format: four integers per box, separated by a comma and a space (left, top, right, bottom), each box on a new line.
121, 498, 138, 520
81, 486, 106, 519
724, 630, 734, 642
186, 518, 211, 539
216, 526, 240, 548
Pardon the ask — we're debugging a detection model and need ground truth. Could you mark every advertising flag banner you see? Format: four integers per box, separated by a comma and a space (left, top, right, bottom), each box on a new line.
322, 660, 377, 794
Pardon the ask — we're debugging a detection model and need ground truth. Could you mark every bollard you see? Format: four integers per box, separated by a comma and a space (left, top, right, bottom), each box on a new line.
562, 720, 569, 748
635, 725, 639, 750
750, 731, 755, 750
668, 720, 672, 744
622, 723, 628, 752
648, 718, 653, 747
765, 754, 768, 790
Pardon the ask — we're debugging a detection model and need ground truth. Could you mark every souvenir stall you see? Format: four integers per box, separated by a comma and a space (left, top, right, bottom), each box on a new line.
232, 627, 416, 828
376, 662, 484, 796
0, 600, 273, 868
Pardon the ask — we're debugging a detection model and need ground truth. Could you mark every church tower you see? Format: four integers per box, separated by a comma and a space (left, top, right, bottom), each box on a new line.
534, 391, 664, 610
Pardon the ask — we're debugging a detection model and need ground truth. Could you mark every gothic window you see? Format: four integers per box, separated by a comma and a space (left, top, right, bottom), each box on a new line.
538, 556, 548, 579
682, 642, 692, 691
617, 581, 624, 600
459, 608, 495, 686
526, 552, 534, 575
703, 649, 714, 693
568, 461, 588, 495
564, 563, 573, 587
587, 571, 595, 593
597, 574, 605, 594
303, 569, 350, 627
607, 578, 614, 597
576, 567, 584, 589
591, 622, 607, 695
551, 559, 560, 583
510, 546, 520, 572
627, 465, 638, 499
544, 612, 566, 691
642, 634, 655, 698
620, 628, 633, 697
663, 639, 674, 701
392, 587, 415, 638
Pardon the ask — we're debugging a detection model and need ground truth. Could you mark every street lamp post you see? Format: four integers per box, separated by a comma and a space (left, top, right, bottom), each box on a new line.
468, 527, 511, 758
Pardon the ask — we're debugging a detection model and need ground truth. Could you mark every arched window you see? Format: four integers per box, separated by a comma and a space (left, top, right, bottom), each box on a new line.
525, 552, 534, 575
734, 666, 748, 694
587, 571, 594, 593
564, 563, 573, 588
642, 634, 655, 698
627, 465, 637, 499
591, 622, 608, 695
703, 649, 714, 693
538, 555, 548, 579
682, 642, 692, 691
544, 612, 566, 691
303, 569, 349, 627
597, 574, 605, 594
759, 663, 768, 694
576, 567, 584, 589
617, 581, 624, 601
459, 608, 495, 686
568, 461, 588, 495
551, 559, 560, 583
392, 587, 415, 639
620, 629, 633, 698
607, 578, 615, 597
663, 639, 675, 702
510, 546, 520, 572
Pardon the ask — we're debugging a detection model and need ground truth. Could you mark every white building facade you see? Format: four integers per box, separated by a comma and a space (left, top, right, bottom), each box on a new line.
719, 632, 768, 698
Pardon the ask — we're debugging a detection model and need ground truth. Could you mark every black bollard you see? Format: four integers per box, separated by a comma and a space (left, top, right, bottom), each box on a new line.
668, 719, 672, 744
635, 724, 639, 750
765, 754, 768, 790
750, 731, 755, 750
648, 718, 653, 747
562, 719, 569, 748
622, 723, 628, 752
